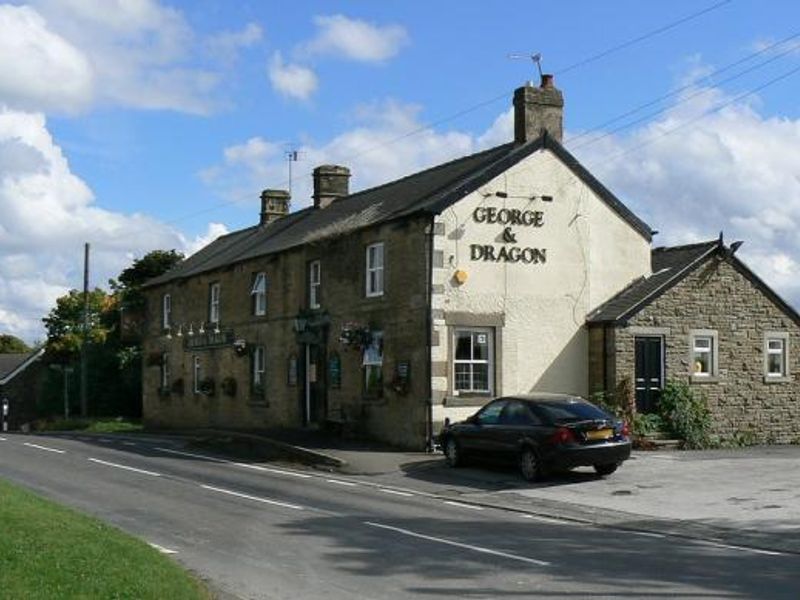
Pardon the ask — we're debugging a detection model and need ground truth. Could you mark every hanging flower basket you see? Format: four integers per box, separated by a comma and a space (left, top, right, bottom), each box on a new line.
339, 322, 372, 350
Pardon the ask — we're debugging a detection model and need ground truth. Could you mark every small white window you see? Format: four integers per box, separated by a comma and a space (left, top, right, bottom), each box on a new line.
765, 334, 788, 378
309, 260, 321, 309
193, 356, 201, 394
363, 331, 383, 396
209, 282, 220, 324
453, 328, 494, 394
690, 330, 718, 378
251, 272, 267, 316
366, 242, 384, 297
161, 352, 170, 389
253, 346, 266, 388
162, 293, 171, 329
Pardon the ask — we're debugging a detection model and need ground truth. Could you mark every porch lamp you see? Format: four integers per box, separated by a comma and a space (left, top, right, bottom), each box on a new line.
293, 316, 308, 333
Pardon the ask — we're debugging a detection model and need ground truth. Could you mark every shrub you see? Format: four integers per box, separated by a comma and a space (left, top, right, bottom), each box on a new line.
632, 412, 666, 436
658, 381, 715, 449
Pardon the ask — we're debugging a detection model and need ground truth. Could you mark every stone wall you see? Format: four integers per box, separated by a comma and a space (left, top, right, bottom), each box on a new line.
142, 215, 432, 449
610, 256, 800, 444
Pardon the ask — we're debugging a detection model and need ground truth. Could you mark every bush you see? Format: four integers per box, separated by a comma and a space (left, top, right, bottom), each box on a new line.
632, 412, 666, 436
658, 381, 715, 449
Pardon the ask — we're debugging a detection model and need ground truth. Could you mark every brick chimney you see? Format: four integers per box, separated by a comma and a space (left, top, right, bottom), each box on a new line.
513, 74, 564, 144
260, 189, 290, 225
313, 165, 350, 209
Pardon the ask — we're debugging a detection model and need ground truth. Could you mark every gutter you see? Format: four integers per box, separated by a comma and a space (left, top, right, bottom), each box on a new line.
424, 215, 435, 452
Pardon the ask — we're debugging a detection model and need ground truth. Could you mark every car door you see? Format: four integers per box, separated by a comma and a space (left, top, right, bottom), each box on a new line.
496, 400, 541, 460
461, 399, 507, 454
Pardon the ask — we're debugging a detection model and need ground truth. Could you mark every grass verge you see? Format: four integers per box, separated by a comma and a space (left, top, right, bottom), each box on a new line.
33, 418, 144, 434
0, 478, 210, 599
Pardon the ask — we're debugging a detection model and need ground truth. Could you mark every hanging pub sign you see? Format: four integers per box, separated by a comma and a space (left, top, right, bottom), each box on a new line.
328, 353, 342, 389
469, 205, 547, 265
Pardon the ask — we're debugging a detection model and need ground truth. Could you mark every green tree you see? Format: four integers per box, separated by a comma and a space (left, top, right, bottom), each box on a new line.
110, 249, 184, 312
42, 288, 113, 360
0, 334, 30, 353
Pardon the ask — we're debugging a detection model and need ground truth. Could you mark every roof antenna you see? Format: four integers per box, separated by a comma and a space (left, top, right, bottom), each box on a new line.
285, 146, 303, 196
508, 52, 543, 80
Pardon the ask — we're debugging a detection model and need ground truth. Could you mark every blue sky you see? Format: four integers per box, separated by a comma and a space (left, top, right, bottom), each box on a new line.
1, 0, 800, 341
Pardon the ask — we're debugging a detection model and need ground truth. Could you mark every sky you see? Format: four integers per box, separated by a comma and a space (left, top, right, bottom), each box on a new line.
1, 0, 800, 344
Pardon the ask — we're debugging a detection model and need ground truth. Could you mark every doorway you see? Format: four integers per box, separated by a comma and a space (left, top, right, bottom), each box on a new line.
634, 336, 663, 413
302, 344, 325, 426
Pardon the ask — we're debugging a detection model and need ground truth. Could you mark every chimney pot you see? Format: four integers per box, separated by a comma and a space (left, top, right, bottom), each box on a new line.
313, 165, 350, 209
260, 189, 291, 226
513, 75, 564, 144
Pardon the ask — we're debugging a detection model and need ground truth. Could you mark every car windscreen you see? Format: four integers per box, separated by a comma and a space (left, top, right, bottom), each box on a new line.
534, 401, 610, 424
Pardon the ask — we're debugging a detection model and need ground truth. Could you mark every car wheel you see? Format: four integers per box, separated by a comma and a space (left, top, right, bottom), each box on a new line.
594, 463, 618, 477
444, 437, 462, 468
519, 447, 542, 482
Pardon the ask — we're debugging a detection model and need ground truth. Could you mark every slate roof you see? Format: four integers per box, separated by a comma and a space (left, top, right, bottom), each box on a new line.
0, 348, 44, 385
587, 239, 800, 326
146, 134, 653, 288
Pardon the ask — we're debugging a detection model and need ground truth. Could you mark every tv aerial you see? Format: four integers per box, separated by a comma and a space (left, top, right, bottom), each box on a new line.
508, 52, 543, 79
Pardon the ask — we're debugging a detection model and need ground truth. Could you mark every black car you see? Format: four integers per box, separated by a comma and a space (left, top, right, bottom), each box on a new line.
439, 393, 631, 481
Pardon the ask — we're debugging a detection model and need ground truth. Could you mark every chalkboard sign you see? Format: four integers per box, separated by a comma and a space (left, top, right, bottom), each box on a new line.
328, 353, 341, 389
396, 361, 410, 384
287, 355, 298, 387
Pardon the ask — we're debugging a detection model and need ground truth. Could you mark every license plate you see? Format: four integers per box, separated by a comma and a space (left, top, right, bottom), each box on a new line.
586, 428, 613, 441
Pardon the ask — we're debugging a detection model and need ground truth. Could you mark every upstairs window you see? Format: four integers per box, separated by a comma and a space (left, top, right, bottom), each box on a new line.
765, 334, 789, 378
162, 293, 171, 329
251, 272, 267, 316
209, 282, 221, 324
309, 260, 321, 309
366, 242, 385, 297
454, 328, 493, 394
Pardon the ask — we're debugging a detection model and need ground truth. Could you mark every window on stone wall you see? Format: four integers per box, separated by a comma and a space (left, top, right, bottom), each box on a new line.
690, 330, 718, 378
453, 328, 494, 394
366, 242, 385, 297
209, 282, 221, 324
161, 352, 170, 390
252, 346, 266, 391
193, 355, 202, 394
162, 293, 171, 330
363, 331, 383, 397
308, 260, 321, 309
251, 272, 267, 316
765, 333, 789, 379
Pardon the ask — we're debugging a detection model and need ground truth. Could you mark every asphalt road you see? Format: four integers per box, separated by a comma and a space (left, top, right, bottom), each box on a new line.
1, 432, 798, 600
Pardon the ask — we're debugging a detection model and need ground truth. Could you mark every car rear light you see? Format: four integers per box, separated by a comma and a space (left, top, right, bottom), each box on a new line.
621, 421, 630, 437
550, 426, 576, 445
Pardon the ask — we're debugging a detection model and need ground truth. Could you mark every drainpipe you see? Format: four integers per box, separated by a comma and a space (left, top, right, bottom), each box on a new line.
424, 215, 435, 452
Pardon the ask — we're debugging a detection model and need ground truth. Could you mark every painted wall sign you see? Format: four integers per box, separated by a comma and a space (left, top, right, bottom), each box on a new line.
287, 355, 298, 386
328, 353, 342, 389
470, 204, 547, 265
184, 329, 235, 350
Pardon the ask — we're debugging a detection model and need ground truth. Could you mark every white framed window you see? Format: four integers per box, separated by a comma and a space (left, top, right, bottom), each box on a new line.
363, 331, 383, 396
193, 356, 201, 394
690, 330, 718, 378
251, 272, 267, 316
160, 352, 170, 389
366, 242, 384, 297
252, 346, 266, 389
764, 333, 789, 379
453, 328, 494, 394
209, 282, 221, 324
309, 260, 321, 309
162, 293, 171, 329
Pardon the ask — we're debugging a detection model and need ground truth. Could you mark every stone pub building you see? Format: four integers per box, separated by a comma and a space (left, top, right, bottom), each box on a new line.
142, 76, 800, 449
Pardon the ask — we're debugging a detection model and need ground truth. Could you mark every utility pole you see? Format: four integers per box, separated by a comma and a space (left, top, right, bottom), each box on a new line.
80, 242, 89, 418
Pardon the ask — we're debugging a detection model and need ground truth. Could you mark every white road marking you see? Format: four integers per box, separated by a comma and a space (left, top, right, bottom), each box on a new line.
379, 488, 414, 497
234, 462, 312, 479
520, 514, 574, 525
97, 438, 113, 443
122, 442, 137, 446
149, 543, 178, 555
629, 531, 666, 539
444, 500, 484, 511
699, 540, 785, 556
365, 522, 550, 567
200, 484, 304, 511
154, 447, 313, 478
23, 442, 65, 454
88, 458, 161, 477
0, 436, 7, 441
326, 479, 357, 487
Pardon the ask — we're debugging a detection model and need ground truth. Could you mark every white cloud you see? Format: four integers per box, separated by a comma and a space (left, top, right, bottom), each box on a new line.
268, 52, 319, 101
207, 22, 263, 63
300, 14, 408, 63
0, 108, 208, 343
0, 5, 94, 113
184, 222, 230, 255
571, 84, 800, 310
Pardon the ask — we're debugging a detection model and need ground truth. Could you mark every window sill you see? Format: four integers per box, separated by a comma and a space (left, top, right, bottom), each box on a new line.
690, 375, 719, 384
445, 395, 492, 407
763, 375, 792, 384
